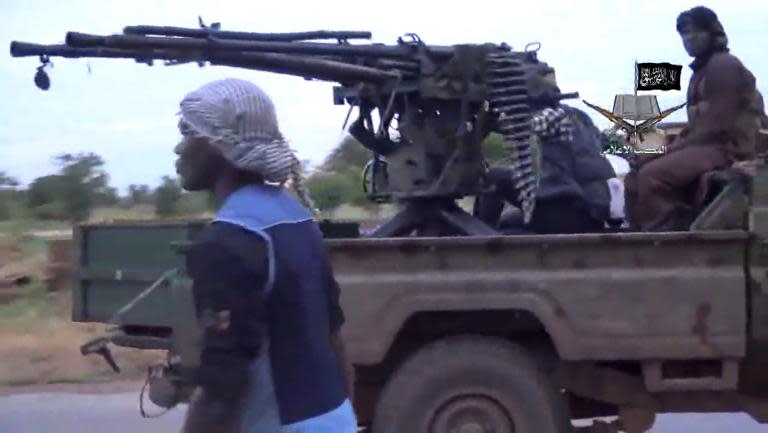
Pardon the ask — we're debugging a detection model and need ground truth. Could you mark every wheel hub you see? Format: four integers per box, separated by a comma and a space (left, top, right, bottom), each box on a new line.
431, 396, 514, 433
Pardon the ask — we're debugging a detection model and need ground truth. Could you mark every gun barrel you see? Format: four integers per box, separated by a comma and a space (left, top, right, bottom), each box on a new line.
9, 41, 399, 84
66, 32, 455, 59
10, 41, 160, 60
123, 26, 373, 42
210, 51, 400, 83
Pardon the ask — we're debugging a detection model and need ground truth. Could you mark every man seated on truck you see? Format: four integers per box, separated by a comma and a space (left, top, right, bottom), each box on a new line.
474, 98, 617, 234
173, 78, 356, 433
624, 6, 766, 231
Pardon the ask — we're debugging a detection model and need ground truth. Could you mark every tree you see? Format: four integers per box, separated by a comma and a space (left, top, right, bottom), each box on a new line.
0, 172, 19, 189
306, 173, 352, 212
25, 152, 112, 222
320, 135, 373, 173
93, 186, 119, 207
306, 167, 367, 213
0, 171, 19, 221
55, 153, 110, 194
176, 191, 215, 216
154, 176, 183, 217
128, 184, 152, 206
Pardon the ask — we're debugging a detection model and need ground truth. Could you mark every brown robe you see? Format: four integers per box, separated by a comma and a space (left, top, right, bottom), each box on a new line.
626, 51, 766, 230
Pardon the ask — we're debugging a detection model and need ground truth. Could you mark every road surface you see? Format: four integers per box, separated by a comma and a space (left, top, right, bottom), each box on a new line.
0, 390, 765, 433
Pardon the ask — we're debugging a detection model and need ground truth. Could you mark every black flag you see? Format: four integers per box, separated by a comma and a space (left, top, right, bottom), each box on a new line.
636, 62, 683, 91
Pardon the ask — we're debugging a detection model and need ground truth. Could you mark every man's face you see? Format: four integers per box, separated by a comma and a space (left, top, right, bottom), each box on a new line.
680, 22, 712, 58
174, 135, 226, 191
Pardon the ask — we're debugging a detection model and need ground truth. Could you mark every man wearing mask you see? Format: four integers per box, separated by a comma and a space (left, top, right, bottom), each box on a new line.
625, 6, 766, 231
474, 97, 616, 234
174, 78, 356, 433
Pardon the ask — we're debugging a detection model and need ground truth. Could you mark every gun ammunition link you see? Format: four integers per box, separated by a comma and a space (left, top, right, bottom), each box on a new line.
485, 50, 538, 223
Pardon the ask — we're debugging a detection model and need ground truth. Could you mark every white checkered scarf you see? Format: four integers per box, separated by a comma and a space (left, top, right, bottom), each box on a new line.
178, 78, 314, 210
531, 106, 574, 143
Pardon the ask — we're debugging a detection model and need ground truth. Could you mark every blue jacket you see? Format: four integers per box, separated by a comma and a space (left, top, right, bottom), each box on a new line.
186, 184, 354, 431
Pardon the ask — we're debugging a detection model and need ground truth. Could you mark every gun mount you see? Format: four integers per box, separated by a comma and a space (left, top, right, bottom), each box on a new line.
10, 21, 578, 237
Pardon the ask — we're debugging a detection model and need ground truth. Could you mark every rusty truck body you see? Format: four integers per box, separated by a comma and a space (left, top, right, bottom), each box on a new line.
332, 230, 767, 432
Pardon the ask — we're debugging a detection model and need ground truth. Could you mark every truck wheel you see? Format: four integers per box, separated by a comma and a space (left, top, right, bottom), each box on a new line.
372, 336, 571, 433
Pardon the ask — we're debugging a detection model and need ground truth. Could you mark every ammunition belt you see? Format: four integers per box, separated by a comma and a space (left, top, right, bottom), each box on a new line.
486, 50, 538, 223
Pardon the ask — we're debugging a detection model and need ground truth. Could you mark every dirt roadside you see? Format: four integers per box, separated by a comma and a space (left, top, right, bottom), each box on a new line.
0, 378, 146, 396
0, 280, 164, 391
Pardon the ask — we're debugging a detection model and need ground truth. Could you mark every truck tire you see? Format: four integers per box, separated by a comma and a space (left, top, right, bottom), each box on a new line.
371, 335, 571, 433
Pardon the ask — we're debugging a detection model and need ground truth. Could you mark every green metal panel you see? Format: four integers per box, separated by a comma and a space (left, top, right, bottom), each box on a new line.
73, 221, 206, 324
73, 219, 360, 325
81, 279, 175, 326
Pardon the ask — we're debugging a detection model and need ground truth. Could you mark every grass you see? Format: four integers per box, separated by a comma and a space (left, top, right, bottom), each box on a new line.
0, 202, 387, 388
0, 282, 56, 329
0, 284, 162, 388
89, 205, 156, 222
0, 219, 69, 238
0, 205, 188, 388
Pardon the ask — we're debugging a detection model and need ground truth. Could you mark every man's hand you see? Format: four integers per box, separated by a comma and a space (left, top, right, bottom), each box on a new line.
731, 159, 759, 177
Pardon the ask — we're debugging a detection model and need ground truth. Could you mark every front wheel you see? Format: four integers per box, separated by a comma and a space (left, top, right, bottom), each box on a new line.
372, 335, 572, 433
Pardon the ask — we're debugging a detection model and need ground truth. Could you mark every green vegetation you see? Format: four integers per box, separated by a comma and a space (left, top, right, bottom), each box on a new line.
303, 133, 510, 216
4, 130, 500, 230
0, 282, 54, 328
154, 176, 184, 217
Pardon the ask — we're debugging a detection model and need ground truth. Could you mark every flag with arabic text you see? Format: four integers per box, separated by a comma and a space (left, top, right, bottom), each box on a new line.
635, 62, 682, 91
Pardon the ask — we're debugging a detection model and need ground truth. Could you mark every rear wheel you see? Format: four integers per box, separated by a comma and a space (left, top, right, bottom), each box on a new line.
372, 335, 572, 433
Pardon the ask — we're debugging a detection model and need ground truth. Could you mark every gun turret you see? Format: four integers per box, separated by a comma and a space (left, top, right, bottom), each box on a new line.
10, 21, 578, 237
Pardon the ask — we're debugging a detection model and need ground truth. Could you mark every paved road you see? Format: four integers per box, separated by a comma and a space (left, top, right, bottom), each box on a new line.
0, 392, 765, 433
0, 392, 186, 433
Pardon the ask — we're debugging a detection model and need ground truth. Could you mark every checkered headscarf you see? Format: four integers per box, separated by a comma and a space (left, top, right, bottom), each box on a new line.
178, 78, 314, 210
531, 106, 574, 144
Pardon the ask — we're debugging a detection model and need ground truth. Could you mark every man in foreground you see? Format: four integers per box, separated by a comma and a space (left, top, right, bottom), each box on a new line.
174, 78, 356, 433
625, 6, 766, 231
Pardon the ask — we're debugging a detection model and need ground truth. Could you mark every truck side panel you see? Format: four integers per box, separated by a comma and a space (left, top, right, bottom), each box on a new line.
327, 231, 748, 365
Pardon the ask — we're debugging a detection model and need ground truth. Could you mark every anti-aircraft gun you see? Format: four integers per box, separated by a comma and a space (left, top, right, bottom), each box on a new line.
11, 21, 577, 237
9, 21, 579, 413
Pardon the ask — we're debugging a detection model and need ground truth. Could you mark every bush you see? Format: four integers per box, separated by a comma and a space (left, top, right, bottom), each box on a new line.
29, 201, 69, 220
0, 199, 10, 221
176, 191, 213, 216
306, 168, 367, 213
154, 176, 183, 217
0, 189, 22, 221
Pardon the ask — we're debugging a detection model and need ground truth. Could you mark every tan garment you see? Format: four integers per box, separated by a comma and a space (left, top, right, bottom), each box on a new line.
625, 146, 730, 230
674, 51, 765, 160
626, 51, 766, 230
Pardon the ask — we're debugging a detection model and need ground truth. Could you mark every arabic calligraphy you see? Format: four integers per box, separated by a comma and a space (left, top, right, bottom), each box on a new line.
638, 67, 678, 88
636, 62, 683, 90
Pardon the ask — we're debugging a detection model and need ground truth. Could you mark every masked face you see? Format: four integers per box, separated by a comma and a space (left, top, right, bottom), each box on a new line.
680, 22, 712, 58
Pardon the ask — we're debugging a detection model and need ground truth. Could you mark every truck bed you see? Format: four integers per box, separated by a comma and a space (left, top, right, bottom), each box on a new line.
326, 230, 750, 365
73, 221, 751, 365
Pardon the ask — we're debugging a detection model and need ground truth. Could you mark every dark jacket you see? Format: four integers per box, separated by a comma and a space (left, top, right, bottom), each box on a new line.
537, 106, 615, 222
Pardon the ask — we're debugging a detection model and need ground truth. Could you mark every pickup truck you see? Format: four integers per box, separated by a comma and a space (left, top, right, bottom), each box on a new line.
72, 162, 768, 433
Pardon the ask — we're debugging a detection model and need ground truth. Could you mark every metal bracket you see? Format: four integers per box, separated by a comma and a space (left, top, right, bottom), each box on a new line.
643, 359, 739, 392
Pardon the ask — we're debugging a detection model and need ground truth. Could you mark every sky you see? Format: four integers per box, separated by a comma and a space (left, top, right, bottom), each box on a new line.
0, 0, 766, 191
